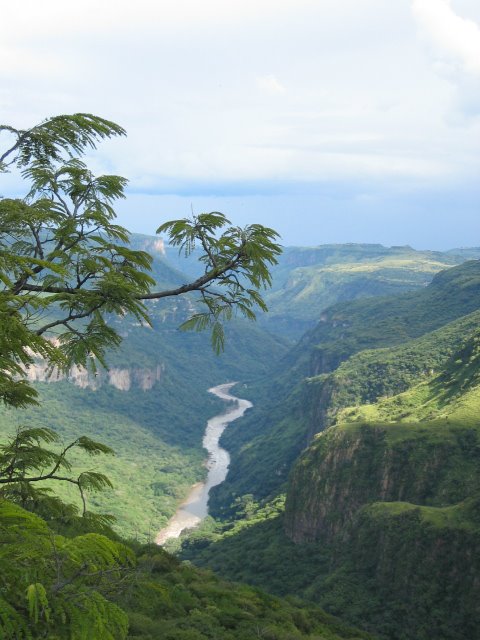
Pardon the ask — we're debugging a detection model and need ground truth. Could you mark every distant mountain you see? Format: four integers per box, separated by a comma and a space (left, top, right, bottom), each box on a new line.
257, 243, 469, 340
130, 233, 478, 342
446, 246, 480, 260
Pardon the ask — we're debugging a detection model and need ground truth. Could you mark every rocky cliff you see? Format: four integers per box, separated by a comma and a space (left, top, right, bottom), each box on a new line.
311, 499, 480, 639
281, 325, 480, 638
284, 420, 480, 543
24, 361, 164, 391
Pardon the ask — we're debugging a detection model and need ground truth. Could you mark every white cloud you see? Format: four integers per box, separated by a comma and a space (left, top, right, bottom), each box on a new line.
1, 0, 479, 206
412, 0, 480, 74
0, 0, 318, 38
256, 75, 287, 95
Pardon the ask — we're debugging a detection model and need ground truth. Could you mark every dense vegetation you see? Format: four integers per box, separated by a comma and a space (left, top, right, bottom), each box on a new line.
0, 311, 286, 540
209, 260, 480, 517
178, 260, 480, 640
1, 495, 379, 639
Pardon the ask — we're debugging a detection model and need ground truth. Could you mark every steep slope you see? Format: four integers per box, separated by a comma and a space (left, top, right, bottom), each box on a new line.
210, 261, 480, 515
257, 243, 465, 340
181, 293, 480, 639
282, 330, 480, 638
307, 498, 480, 640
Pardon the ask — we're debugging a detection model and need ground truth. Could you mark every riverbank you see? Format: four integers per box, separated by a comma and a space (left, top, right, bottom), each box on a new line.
156, 383, 252, 545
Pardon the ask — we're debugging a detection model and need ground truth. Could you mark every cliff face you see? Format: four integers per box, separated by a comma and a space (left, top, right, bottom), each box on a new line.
314, 501, 480, 640
284, 422, 480, 544
211, 264, 480, 515
282, 416, 480, 638
24, 361, 164, 392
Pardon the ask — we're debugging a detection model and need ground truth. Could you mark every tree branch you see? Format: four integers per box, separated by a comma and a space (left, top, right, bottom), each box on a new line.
138, 256, 241, 301
35, 303, 104, 335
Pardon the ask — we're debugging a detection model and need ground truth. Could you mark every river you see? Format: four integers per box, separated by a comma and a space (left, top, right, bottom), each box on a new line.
155, 382, 252, 545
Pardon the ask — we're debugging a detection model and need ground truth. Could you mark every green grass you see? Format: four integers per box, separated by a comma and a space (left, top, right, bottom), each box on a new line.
364, 497, 480, 531
336, 325, 480, 429
259, 243, 467, 340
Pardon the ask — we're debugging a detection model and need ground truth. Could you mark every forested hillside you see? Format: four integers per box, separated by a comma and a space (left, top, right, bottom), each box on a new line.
209, 260, 480, 512
179, 260, 480, 640
0, 261, 287, 540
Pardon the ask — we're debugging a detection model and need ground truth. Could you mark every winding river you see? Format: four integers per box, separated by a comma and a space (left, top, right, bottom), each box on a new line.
156, 383, 252, 545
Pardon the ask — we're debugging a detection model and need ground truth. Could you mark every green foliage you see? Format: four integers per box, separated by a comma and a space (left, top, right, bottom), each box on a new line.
157, 212, 281, 353
314, 309, 480, 415
282, 259, 480, 388
1, 113, 281, 408
0, 113, 126, 170
118, 543, 373, 640
0, 498, 373, 640
26, 583, 50, 624
280, 319, 480, 542
0, 425, 114, 516
0, 500, 132, 639
177, 507, 333, 601
0, 114, 152, 408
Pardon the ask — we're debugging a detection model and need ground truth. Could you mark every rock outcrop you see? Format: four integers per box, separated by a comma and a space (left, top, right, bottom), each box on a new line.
24, 361, 163, 392
285, 422, 480, 544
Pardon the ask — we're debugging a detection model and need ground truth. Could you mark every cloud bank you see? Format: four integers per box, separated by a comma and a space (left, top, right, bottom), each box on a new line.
412, 0, 480, 74
1, 0, 479, 246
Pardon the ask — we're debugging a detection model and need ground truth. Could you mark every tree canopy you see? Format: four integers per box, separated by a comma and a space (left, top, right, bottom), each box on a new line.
0, 112, 281, 534
0, 113, 282, 409
0, 113, 281, 638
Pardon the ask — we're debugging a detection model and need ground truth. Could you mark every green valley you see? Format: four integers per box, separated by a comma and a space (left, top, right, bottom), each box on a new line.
178, 259, 480, 640
2, 105, 479, 640
0, 308, 286, 540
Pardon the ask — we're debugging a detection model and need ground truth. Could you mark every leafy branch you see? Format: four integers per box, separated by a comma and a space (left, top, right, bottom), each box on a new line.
0, 427, 114, 515
0, 113, 282, 401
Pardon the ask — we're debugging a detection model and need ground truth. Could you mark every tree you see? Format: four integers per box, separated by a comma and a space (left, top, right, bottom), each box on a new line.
0, 498, 133, 638
0, 113, 281, 509
0, 114, 281, 638
0, 113, 282, 411
0, 426, 115, 517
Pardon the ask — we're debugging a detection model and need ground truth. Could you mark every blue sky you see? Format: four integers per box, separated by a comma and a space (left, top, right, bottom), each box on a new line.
1, 0, 479, 249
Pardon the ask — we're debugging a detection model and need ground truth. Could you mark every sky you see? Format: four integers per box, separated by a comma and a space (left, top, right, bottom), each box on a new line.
1, 0, 479, 249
